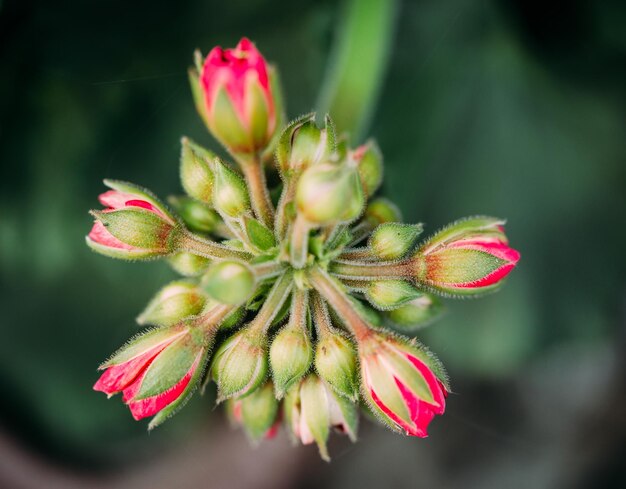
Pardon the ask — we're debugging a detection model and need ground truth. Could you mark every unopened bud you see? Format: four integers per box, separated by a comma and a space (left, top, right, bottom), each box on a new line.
228, 381, 280, 443
350, 140, 383, 196
295, 162, 365, 225
276, 114, 335, 176
196, 38, 282, 154
369, 223, 422, 260
137, 281, 207, 327
201, 261, 255, 305
314, 330, 359, 400
169, 195, 221, 234
385, 293, 444, 331
211, 326, 268, 400
364, 198, 402, 226
167, 252, 211, 277
180, 138, 215, 204
284, 375, 358, 461
413, 216, 520, 295
269, 320, 312, 397
365, 280, 421, 311
242, 216, 276, 252
211, 158, 251, 218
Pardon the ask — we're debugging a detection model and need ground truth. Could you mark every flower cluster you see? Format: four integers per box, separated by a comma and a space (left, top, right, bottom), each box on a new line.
89, 38, 520, 460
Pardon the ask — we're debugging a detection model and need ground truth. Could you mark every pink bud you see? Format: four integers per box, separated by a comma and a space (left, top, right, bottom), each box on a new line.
413, 217, 520, 295
199, 38, 279, 153
94, 326, 205, 422
360, 333, 448, 437
86, 180, 178, 260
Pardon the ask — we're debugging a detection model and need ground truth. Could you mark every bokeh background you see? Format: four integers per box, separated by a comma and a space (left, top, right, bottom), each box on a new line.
1, 0, 625, 488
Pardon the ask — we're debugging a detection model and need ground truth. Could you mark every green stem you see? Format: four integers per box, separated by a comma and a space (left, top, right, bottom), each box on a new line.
307, 266, 371, 341
289, 213, 311, 269
252, 260, 287, 280
310, 291, 334, 336
237, 154, 275, 229
338, 247, 372, 261
330, 258, 414, 280
274, 177, 297, 241
179, 231, 252, 260
192, 303, 235, 332
249, 271, 294, 334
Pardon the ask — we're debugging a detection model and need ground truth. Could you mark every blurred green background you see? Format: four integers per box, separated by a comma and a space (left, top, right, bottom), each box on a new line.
1, 0, 625, 488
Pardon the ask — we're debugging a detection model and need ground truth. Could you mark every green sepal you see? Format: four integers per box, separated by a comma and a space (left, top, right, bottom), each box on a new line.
167, 252, 211, 277
211, 158, 251, 218
419, 216, 507, 254
91, 208, 177, 252
275, 113, 316, 176
102, 179, 176, 224
243, 216, 276, 251
210, 87, 252, 153
188, 65, 209, 127
314, 330, 359, 401
300, 375, 331, 461
137, 280, 206, 327
246, 77, 270, 150
385, 293, 445, 331
269, 321, 313, 397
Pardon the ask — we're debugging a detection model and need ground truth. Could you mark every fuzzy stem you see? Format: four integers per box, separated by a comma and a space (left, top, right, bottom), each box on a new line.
192, 303, 235, 332
288, 287, 309, 331
249, 271, 294, 334
308, 266, 372, 341
179, 231, 252, 260
251, 260, 287, 280
310, 291, 334, 336
274, 177, 296, 241
289, 213, 311, 269
237, 154, 275, 228
338, 247, 372, 261
330, 258, 414, 280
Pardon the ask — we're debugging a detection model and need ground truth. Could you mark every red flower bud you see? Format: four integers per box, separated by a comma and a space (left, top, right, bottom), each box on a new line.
413, 217, 520, 295
198, 38, 280, 154
87, 180, 178, 260
94, 325, 207, 426
359, 333, 448, 437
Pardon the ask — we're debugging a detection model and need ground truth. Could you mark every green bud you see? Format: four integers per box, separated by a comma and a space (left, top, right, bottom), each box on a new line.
167, 252, 211, 277
295, 162, 365, 225
369, 222, 423, 260
201, 261, 256, 305
269, 321, 313, 397
385, 293, 444, 331
364, 198, 402, 226
365, 280, 421, 311
236, 381, 280, 443
211, 158, 250, 218
180, 137, 215, 204
351, 140, 383, 196
314, 330, 359, 400
188, 62, 209, 127
168, 195, 221, 234
276, 114, 336, 176
137, 280, 207, 327
211, 326, 268, 401
91, 208, 178, 254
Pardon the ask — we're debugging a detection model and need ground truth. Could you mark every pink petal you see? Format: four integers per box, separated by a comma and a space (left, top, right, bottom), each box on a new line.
93, 342, 169, 395
403, 353, 447, 414
124, 353, 202, 421
88, 221, 135, 250
369, 387, 423, 437
99, 190, 137, 209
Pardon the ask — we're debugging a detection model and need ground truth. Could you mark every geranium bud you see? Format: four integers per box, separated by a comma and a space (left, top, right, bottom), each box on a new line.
201, 261, 255, 305
295, 162, 365, 225
284, 375, 358, 461
276, 114, 335, 176
227, 381, 280, 443
168, 252, 211, 277
269, 318, 313, 397
385, 294, 444, 331
87, 180, 179, 260
350, 140, 383, 197
211, 158, 251, 218
363, 198, 402, 226
314, 330, 359, 401
169, 195, 221, 234
94, 324, 209, 428
359, 332, 449, 437
211, 325, 268, 401
137, 281, 207, 327
180, 137, 215, 204
413, 216, 520, 295
369, 222, 422, 260
365, 280, 421, 311
197, 37, 282, 154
